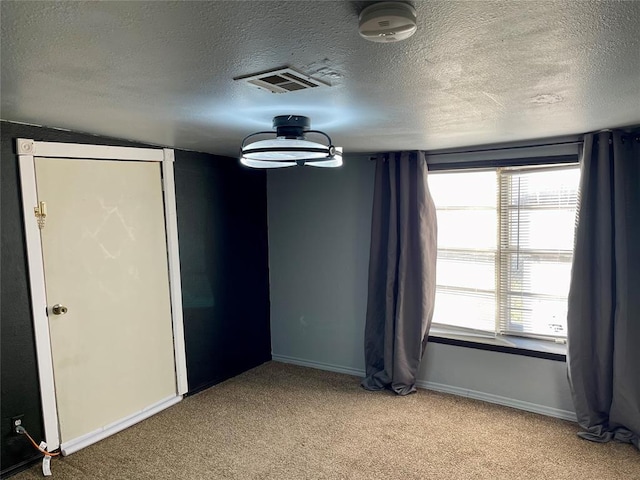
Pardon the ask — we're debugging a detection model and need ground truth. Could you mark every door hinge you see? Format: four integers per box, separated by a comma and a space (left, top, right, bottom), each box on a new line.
34, 201, 47, 229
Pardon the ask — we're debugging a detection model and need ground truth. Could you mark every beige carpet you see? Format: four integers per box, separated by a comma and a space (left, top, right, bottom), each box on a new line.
13, 362, 639, 479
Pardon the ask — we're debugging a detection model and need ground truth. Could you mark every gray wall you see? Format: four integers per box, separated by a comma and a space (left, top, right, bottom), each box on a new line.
267, 156, 575, 420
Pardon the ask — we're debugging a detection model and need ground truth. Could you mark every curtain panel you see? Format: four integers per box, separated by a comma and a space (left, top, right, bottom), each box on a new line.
567, 130, 640, 449
362, 151, 437, 395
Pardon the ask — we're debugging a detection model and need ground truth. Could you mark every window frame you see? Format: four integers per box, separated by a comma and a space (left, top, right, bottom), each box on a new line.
426, 145, 581, 360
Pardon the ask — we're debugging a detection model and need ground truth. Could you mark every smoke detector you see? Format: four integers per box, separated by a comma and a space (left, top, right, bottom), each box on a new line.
358, 2, 417, 43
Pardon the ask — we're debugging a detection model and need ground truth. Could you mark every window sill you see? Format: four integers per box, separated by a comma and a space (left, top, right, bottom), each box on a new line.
427, 329, 566, 361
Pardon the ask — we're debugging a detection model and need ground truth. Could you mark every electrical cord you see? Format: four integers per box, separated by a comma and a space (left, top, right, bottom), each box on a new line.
15, 426, 60, 457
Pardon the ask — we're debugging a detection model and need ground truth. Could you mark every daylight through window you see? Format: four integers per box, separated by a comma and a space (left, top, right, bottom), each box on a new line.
428, 164, 580, 342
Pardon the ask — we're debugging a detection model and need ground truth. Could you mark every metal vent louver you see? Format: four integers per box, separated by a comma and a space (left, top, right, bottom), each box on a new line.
234, 67, 330, 94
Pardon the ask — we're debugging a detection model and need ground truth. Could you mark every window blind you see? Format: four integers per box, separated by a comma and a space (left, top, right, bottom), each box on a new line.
498, 165, 580, 340
430, 170, 497, 336
429, 164, 580, 342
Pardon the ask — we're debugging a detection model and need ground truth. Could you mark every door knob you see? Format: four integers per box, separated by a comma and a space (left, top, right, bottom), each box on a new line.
52, 304, 68, 315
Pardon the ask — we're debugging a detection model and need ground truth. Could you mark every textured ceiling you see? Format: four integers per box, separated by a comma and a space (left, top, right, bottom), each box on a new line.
1, 1, 639, 157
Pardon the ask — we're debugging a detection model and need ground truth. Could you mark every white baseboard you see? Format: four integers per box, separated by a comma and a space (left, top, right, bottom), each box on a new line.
414, 380, 577, 422
272, 354, 577, 422
60, 395, 182, 456
273, 354, 365, 377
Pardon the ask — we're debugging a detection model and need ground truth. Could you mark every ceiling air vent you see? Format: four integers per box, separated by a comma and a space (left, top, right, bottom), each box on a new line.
234, 67, 330, 94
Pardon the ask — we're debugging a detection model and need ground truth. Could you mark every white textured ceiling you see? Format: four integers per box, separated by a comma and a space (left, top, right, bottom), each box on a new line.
1, 1, 639, 157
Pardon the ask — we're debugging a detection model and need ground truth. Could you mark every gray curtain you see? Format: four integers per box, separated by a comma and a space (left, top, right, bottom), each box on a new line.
361, 151, 437, 395
567, 130, 640, 449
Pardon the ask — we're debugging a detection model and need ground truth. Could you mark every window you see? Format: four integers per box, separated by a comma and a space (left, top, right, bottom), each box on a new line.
429, 164, 580, 343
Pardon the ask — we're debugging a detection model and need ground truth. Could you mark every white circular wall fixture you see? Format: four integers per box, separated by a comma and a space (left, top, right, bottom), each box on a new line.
358, 2, 417, 43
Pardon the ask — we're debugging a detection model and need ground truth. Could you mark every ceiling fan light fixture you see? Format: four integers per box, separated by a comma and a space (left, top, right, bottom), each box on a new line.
240, 115, 342, 168
306, 148, 343, 168
240, 158, 296, 168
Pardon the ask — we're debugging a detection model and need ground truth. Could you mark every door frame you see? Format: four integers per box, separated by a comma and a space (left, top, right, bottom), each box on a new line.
17, 139, 188, 453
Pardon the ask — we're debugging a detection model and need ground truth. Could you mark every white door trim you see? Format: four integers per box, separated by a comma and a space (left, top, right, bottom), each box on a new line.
18, 150, 60, 449
60, 395, 181, 456
16, 138, 164, 161
162, 148, 189, 395
17, 139, 188, 452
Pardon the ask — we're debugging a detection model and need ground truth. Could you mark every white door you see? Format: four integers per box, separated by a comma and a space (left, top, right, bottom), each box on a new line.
34, 157, 177, 445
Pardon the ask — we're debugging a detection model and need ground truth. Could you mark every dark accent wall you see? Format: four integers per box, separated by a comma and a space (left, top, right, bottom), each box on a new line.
174, 153, 271, 393
0, 122, 271, 477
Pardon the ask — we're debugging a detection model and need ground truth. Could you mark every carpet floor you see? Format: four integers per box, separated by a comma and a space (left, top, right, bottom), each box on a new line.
12, 361, 640, 479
